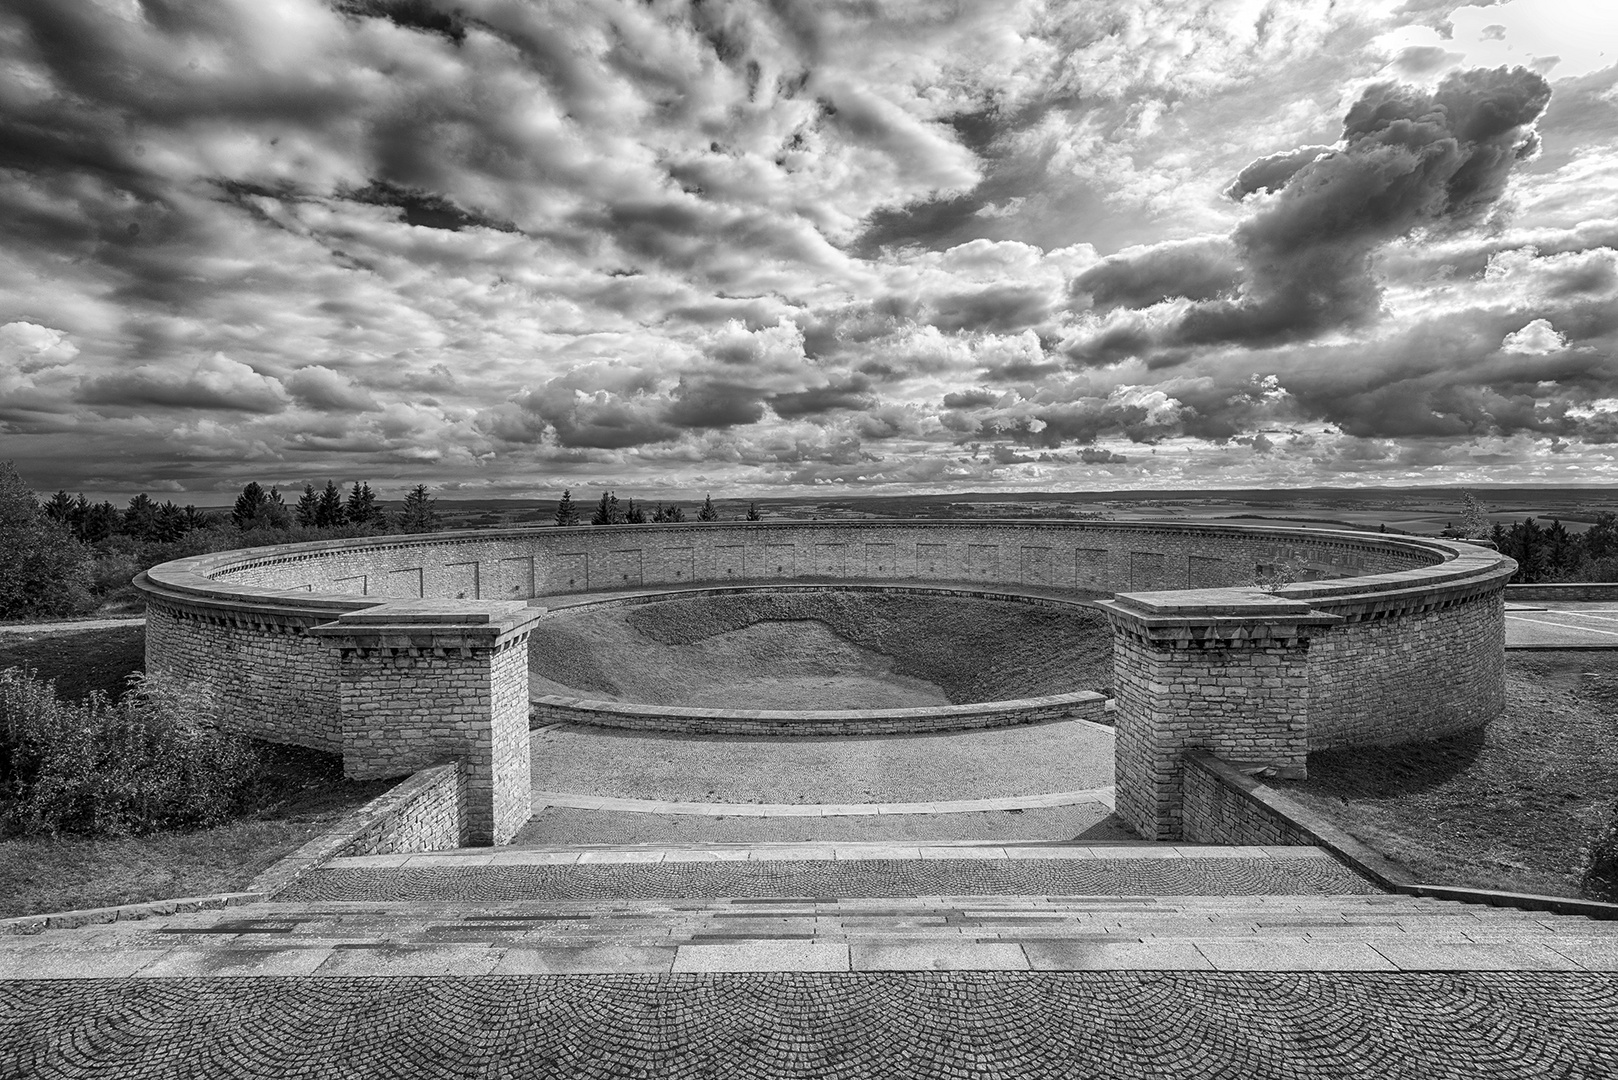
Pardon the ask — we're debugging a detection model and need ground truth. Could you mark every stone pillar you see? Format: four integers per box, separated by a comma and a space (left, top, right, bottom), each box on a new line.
1098, 591, 1340, 842
310, 600, 542, 846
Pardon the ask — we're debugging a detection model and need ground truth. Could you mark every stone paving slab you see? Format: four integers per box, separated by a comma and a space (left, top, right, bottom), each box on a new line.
4, 973, 1617, 1078
327, 842, 1323, 869
8, 893, 1617, 975
276, 855, 1380, 903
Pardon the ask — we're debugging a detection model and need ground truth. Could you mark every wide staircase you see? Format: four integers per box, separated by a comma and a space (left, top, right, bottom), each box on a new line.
5, 841, 1618, 1076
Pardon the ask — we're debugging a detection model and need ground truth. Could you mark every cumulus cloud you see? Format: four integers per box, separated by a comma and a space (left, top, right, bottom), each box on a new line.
0, 1, 1614, 496
1501, 318, 1568, 354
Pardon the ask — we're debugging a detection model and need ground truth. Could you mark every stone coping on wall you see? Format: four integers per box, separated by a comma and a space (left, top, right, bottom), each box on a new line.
531, 689, 1108, 736
135, 519, 1512, 633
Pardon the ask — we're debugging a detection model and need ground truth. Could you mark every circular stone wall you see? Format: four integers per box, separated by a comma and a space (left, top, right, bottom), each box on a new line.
526, 590, 1113, 731
134, 519, 1514, 756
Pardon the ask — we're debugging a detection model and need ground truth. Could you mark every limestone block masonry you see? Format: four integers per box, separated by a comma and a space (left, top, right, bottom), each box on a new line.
308, 602, 539, 845
136, 520, 1515, 846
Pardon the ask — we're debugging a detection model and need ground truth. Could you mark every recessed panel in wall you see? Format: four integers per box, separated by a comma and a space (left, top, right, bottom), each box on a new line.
599, 548, 644, 588
442, 561, 479, 600
653, 546, 695, 583
814, 543, 847, 577
1188, 554, 1224, 589
384, 567, 424, 598
967, 543, 998, 579
1075, 548, 1108, 590
916, 542, 947, 577
331, 575, 368, 596
865, 542, 896, 578
1020, 546, 1053, 587
491, 556, 535, 599
1128, 551, 1166, 591
714, 545, 744, 578
549, 553, 588, 593
761, 543, 796, 577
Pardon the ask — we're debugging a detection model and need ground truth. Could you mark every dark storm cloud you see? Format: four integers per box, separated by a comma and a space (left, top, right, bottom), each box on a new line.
769, 375, 875, 418
1070, 238, 1240, 311
942, 389, 999, 409
333, 0, 467, 44
928, 283, 1055, 333
344, 181, 516, 232
79, 357, 290, 413
285, 366, 381, 412
1072, 67, 1553, 365
1222, 146, 1334, 200
665, 380, 768, 429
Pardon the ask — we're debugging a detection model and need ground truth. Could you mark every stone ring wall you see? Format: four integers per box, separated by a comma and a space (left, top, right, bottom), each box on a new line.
136, 520, 1515, 843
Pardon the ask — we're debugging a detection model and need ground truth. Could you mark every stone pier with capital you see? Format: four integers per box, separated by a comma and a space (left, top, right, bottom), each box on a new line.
1100, 591, 1342, 841
309, 601, 541, 846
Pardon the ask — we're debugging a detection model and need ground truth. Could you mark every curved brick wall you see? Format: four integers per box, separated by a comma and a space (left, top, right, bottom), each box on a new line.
137, 521, 1514, 841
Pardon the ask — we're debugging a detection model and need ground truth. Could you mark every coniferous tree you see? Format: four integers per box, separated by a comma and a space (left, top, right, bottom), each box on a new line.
43, 491, 75, 527
663, 503, 685, 523
80, 500, 120, 541
624, 498, 646, 524
264, 486, 291, 530
590, 491, 622, 526
346, 481, 379, 528
154, 501, 188, 542
315, 480, 346, 528
555, 489, 580, 526
697, 494, 719, 522
295, 484, 320, 527
122, 493, 162, 540
745, 502, 762, 521
1587, 512, 1618, 562
397, 484, 441, 533
233, 482, 269, 530
182, 505, 215, 532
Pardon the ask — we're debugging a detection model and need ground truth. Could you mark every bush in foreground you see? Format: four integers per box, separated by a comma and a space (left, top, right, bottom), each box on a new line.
0, 668, 260, 837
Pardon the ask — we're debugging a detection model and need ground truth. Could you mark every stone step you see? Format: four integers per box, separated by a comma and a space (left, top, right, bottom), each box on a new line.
5, 892, 1614, 977
277, 847, 1380, 902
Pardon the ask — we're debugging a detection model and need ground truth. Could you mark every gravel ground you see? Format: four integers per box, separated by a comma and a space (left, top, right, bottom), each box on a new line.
531, 718, 1115, 804
513, 803, 1130, 846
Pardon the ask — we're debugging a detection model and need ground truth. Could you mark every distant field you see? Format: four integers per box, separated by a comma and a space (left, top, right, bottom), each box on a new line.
528, 593, 1114, 709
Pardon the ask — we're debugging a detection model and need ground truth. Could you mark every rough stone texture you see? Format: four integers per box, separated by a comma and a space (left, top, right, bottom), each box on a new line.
335, 762, 468, 857
5, 972, 1616, 1079
143, 597, 343, 751
310, 605, 540, 845
530, 691, 1107, 736
1507, 583, 1618, 602
1307, 587, 1507, 749
1105, 599, 1334, 842
1181, 753, 1315, 848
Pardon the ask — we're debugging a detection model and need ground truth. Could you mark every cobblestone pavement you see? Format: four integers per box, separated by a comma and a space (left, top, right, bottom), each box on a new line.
4, 972, 1617, 1079
274, 855, 1379, 902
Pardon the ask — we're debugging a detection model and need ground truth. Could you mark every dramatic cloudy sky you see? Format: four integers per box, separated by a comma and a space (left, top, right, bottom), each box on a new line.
3, 0, 1617, 499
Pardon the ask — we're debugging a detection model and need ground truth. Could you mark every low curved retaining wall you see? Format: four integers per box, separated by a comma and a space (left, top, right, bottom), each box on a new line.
531, 690, 1108, 736
136, 519, 1515, 843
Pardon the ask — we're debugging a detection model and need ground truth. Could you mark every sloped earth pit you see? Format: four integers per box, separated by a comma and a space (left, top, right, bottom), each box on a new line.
526, 591, 1114, 711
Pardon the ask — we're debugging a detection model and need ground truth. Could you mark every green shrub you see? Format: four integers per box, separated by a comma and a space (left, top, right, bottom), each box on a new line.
1584, 810, 1618, 902
0, 668, 260, 837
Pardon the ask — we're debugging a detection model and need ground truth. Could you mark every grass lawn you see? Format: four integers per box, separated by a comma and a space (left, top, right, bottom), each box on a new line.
0, 624, 146, 701
1276, 651, 1618, 899
0, 622, 396, 918
0, 744, 396, 919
